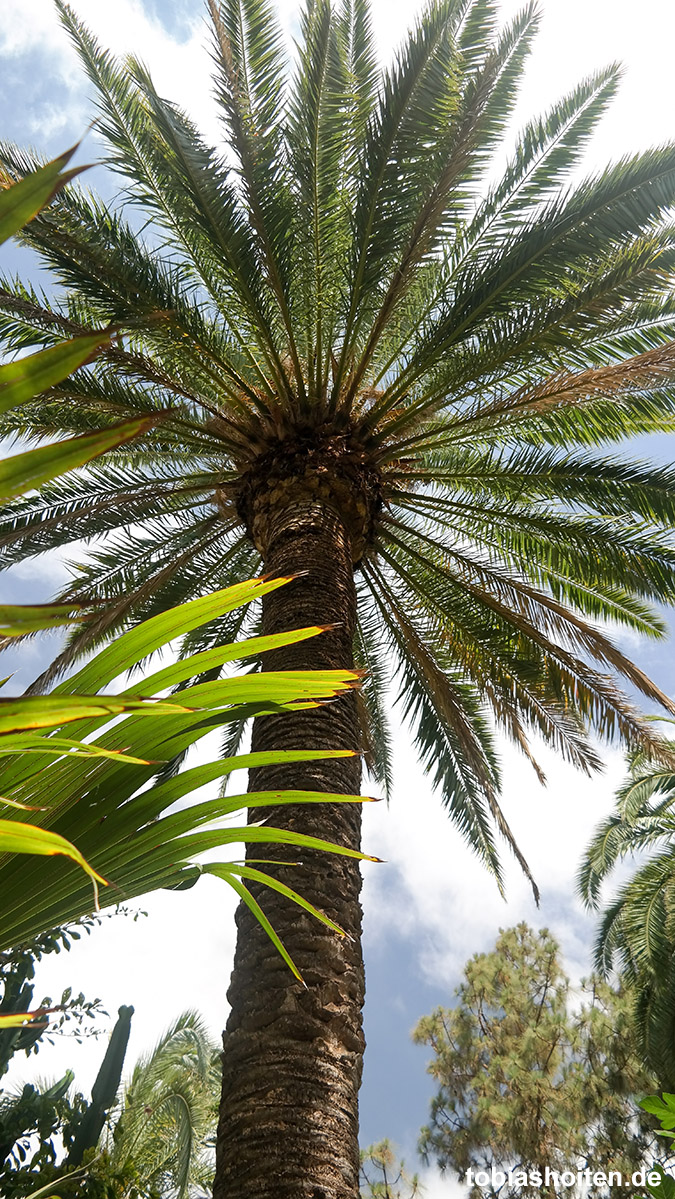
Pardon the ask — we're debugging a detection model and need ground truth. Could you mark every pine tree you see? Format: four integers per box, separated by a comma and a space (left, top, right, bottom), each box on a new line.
414, 925, 668, 1195
360, 1141, 422, 1198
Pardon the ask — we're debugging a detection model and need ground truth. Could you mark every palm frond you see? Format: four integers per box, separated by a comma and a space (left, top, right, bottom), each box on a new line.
579, 733, 675, 1084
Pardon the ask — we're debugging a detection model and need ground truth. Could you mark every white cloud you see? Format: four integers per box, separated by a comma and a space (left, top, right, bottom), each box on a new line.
419, 1163, 466, 1199
0, 0, 216, 144
362, 730, 627, 991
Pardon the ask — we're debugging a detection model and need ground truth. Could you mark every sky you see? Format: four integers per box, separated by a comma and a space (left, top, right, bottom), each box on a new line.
2, 0, 675, 1194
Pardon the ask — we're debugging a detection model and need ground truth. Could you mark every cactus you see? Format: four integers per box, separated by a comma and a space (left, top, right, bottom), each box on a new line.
66, 1005, 133, 1167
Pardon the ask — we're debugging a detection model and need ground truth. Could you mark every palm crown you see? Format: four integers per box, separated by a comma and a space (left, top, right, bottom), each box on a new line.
3, 0, 675, 888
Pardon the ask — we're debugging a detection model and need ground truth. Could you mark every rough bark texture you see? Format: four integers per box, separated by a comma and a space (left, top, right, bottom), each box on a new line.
214, 499, 365, 1199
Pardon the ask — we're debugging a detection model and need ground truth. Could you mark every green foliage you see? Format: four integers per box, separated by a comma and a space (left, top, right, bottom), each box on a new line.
641, 1093, 675, 1139
0, 926, 104, 1078
3, 0, 675, 892
98, 1010, 218, 1199
638, 1097, 675, 1198
1, 1072, 77, 1191
647, 1168, 675, 1199
5, 1010, 220, 1199
0, 924, 105, 1194
413, 924, 667, 1194
360, 1140, 422, 1197
0, 150, 155, 513
0, 416, 157, 503
579, 727, 675, 1087
0, 334, 109, 418
0, 578, 374, 978
0, 144, 86, 243
0, 604, 108, 638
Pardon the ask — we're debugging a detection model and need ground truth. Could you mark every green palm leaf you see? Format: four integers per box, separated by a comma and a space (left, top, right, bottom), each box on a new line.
0, 580, 375, 982
579, 728, 675, 1085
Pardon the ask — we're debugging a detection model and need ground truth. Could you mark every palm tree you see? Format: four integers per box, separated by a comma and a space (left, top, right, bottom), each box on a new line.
4, 0, 675, 1192
96, 1011, 219, 1198
579, 726, 675, 1088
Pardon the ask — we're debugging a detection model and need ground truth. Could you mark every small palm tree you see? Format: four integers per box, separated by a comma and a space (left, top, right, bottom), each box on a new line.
579, 728, 675, 1087
4, 0, 675, 1193
99, 1011, 219, 1199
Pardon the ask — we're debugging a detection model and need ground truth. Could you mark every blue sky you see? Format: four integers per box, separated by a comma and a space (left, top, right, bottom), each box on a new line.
2, 1, 675, 1191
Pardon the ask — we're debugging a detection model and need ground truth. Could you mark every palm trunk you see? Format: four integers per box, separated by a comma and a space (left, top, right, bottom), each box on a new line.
214, 500, 365, 1199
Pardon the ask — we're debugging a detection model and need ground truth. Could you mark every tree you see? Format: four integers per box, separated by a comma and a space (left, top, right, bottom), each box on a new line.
413, 925, 667, 1195
3, 1, 675, 1193
360, 1141, 422, 1198
579, 725, 675, 1087
95, 1011, 219, 1199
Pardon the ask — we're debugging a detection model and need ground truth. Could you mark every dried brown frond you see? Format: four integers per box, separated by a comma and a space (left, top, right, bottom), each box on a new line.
501, 338, 675, 419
